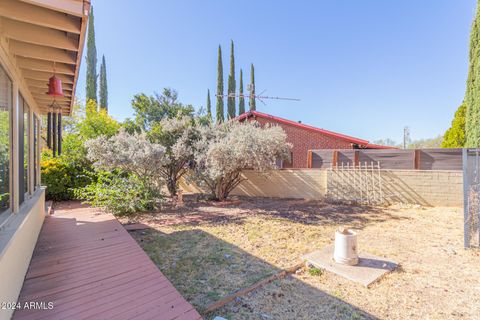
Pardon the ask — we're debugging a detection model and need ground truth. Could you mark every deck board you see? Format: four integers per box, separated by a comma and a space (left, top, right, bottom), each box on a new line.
13, 202, 202, 320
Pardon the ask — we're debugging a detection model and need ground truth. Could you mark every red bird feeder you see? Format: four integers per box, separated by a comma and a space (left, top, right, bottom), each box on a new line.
46, 75, 64, 97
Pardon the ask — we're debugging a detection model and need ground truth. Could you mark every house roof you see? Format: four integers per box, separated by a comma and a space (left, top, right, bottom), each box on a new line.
364, 143, 397, 149
236, 111, 396, 149
0, 0, 90, 115
237, 110, 370, 144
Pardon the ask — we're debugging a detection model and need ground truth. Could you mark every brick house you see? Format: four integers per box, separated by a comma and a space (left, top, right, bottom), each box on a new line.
237, 111, 390, 168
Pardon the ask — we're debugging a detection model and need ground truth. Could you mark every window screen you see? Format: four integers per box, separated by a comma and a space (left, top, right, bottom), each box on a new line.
0, 66, 12, 213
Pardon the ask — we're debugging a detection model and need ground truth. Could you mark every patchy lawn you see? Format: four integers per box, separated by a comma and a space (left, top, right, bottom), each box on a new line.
121, 196, 480, 320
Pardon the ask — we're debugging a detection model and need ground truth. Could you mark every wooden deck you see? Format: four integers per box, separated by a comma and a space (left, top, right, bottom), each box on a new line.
13, 202, 202, 320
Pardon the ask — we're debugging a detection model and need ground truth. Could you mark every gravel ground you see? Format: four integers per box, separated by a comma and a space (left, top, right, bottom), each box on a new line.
122, 197, 480, 320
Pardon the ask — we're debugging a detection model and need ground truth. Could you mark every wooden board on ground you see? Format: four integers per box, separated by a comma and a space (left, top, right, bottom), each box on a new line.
303, 245, 397, 287
123, 223, 151, 231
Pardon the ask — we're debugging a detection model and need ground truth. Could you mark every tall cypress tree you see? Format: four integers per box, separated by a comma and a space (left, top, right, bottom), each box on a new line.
239, 68, 245, 114
466, 1, 480, 147
249, 63, 256, 111
99, 55, 108, 112
227, 40, 236, 119
216, 45, 224, 123
207, 89, 212, 120
86, 6, 97, 103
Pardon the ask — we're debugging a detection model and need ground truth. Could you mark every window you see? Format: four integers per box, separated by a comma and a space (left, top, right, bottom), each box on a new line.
24, 100, 29, 195
0, 66, 12, 214
18, 95, 30, 205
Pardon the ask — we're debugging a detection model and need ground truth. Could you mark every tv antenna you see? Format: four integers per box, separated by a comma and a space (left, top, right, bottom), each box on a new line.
216, 84, 300, 105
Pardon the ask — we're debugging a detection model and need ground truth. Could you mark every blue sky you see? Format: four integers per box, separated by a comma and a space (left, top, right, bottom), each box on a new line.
76, 1, 476, 143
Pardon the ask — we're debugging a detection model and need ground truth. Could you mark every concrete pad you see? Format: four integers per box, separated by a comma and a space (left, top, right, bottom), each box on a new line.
303, 245, 397, 287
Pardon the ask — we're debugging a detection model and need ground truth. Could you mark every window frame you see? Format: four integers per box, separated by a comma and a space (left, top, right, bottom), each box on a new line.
33, 114, 40, 191
0, 64, 13, 222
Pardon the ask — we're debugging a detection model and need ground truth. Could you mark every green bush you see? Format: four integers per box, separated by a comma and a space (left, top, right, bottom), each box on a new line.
41, 100, 121, 202
74, 171, 163, 215
41, 157, 93, 201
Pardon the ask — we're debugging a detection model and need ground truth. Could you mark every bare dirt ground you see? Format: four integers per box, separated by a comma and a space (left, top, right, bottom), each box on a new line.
120, 196, 480, 320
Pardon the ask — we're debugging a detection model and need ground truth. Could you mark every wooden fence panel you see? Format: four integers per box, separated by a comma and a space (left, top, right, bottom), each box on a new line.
337, 150, 356, 166
310, 148, 464, 170
311, 150, 334, 169
419, 148, 463, 170
358, 149, 414, 169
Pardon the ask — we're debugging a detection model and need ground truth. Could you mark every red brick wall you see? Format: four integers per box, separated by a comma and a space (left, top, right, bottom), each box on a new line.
253, 117, 353, 168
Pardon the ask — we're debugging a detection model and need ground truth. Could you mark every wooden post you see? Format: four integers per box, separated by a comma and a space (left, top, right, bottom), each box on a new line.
332, 150, 338, 168
354, 150, 360, 167
307, 150, 313, 168
414, 149, 421, 169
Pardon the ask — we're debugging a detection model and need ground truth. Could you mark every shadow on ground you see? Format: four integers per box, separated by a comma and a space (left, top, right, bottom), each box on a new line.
131, 227, 380, 320
132, 195, 408, 231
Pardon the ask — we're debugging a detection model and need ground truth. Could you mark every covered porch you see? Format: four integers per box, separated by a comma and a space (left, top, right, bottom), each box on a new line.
0, 1, 200, 319
13, 202, 201, 320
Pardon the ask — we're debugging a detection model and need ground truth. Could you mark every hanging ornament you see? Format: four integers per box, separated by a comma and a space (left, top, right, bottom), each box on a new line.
46, 62, 64, 97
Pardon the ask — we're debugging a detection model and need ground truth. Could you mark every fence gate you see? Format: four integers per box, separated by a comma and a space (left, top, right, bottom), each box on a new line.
327, 162, 383, 205
463, 149, 480, 248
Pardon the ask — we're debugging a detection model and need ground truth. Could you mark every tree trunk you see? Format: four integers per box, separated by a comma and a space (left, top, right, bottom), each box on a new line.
167, 178, 177, 197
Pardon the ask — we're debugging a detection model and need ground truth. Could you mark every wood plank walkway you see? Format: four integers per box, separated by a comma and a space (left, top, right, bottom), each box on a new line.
13, 202, 202, 320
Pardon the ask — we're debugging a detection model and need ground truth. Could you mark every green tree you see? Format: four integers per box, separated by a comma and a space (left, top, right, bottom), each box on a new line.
227, 40, 236, 119
99, 55, 108, 112
466, 1, 480, 147
206, 89, 212, 120
126, 88, 194, 132
216, 45, 224, 123
442, 103, 466, 148
249, 63, 256, 111
85, 6, 97, 103
239, 68, 245, 114
62, 100, 120, 162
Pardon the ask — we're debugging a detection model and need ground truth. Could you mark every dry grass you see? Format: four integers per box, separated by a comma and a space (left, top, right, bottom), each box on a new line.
122, 196, 480, 320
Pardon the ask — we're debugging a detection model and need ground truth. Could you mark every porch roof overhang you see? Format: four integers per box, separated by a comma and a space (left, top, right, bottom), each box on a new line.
0, 0, 90, 115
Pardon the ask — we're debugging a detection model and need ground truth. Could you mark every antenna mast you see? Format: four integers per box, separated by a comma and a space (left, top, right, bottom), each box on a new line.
217, 85, 300, 106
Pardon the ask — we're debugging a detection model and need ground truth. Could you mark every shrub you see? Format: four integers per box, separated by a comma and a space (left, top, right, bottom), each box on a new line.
41, 100, 120, 202
41, 157, 93, 201
192, 121, 291, 201
74, 171, 162, 215
84, 130, 167, 214
86, 129, 166, 189
148, 116, 199, 196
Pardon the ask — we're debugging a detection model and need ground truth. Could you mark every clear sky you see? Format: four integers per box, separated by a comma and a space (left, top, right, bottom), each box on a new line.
76, 1, 476, 143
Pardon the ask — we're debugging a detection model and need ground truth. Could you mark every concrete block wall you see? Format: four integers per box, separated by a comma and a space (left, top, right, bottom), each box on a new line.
231, 169, 328, 199
228, 169, 463, 207
381, 170, 463, 207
